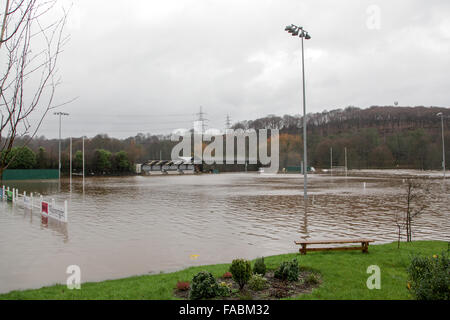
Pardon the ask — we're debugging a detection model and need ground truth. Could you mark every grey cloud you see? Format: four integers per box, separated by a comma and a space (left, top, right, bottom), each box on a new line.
34, 0, 450, 138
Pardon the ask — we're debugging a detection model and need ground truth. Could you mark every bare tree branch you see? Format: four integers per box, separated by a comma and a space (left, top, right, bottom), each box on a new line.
0, 0, 70, 175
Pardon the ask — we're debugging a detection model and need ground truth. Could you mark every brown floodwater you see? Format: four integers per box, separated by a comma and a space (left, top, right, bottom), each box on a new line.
0, 171, 448, 293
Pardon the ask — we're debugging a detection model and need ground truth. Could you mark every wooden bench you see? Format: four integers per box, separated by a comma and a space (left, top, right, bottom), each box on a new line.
294, 239, 374, 255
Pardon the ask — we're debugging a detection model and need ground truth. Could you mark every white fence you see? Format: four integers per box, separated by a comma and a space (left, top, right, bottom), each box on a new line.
0, 185, 68, 223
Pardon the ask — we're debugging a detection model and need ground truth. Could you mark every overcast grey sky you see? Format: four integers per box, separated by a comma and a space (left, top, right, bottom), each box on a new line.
35, 0, 450, 138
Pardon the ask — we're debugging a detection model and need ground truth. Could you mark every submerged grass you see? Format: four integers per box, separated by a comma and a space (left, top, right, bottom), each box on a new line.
0, 241, 446, 300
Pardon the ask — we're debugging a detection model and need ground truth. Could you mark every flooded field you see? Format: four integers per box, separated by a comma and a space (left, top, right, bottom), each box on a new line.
0, 171, 448, 293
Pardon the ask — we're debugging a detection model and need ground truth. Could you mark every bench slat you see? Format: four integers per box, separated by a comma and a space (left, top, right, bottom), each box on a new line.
302, 246, 365, 252
295, 239, 374, 245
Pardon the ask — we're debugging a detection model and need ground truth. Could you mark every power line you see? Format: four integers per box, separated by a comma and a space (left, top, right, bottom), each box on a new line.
67, 113, 196, 118
47, 120, 194, 125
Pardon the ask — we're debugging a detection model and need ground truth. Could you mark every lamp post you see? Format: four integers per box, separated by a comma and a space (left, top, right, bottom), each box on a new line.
54, 112, 69, 182
82, 136, 85, 191
69, 137, 72, 187
285, 24, 311, 200
345, 147, 348, 177
436, 112, 445, 179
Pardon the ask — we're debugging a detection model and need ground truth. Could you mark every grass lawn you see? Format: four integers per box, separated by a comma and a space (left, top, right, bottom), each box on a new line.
0, 240, 447, 300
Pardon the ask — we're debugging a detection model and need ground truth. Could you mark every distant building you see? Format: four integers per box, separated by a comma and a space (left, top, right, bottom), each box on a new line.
201, 156, 259, 173
140, 156, 260, 175
141, 158, 197, 175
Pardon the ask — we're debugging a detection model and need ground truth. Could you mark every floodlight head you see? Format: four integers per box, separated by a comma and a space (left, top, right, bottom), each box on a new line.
304, 33, 311, 40
436, 112, 443, 116
292, 29, 299, 36
285, 25, 292, 31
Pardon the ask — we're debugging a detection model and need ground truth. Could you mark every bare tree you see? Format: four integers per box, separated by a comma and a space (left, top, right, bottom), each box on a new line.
0, 0, 70, 177
395, 179, 429, 247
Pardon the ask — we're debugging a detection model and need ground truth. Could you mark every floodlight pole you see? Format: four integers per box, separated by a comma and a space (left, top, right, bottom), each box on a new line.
345, 147, 348, 177
301, 34, 308, 200
437, 112, 446, 179
69, 137, 72, 186
285, 24, 310, 201
54, 112, 69, 182
330, 147, 333, 176
82, 136, 85, 187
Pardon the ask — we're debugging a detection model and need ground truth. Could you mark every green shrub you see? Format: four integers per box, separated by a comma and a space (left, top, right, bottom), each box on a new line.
407, 253, 450, 300
189, 271, 220, 300
217, 281, 232, 297
248, 274, 268, 291
229, 259, 252, 290
305, 273, 320, 285
274, 259, 299, 282
253, 257, 266, 276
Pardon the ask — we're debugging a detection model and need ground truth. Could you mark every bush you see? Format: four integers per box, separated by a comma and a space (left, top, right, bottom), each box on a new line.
217, 281, 232, 297
274, 259, 299, 282
305, 273, 320, 285
248, 274, 268, 291
407, 253, 450, 300
229, 259, 252, 290
189, 271, 220, 300
222, 272, 232, 279
253, 257, 266, 276
176, 281, 190, 291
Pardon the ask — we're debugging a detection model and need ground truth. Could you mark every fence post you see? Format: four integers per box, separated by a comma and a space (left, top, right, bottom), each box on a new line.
2, 185, 4, 201
23, 191, 26, 206
64, 200, 68, 222
40, 195, 43, 212
31, 193, 34, 210
12, 188, 15, 203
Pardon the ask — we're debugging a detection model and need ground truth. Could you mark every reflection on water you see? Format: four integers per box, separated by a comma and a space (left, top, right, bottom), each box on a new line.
0, 173, 448, 293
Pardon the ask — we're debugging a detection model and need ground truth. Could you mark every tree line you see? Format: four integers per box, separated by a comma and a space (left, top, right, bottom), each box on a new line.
0, 146, 134, 175
7, 106, 449, 173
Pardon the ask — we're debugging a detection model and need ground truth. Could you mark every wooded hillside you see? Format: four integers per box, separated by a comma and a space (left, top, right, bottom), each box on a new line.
233, 106, 449, 170
8, 106, 450, 172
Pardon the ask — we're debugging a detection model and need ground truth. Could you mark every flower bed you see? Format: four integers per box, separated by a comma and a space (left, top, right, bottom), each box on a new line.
174, 269, 321, 300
